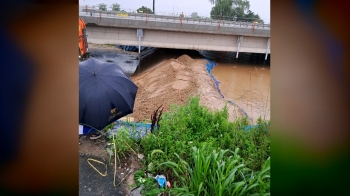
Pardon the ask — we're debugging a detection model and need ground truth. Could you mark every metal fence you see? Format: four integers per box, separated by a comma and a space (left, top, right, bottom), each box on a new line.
79, 6, 270, 29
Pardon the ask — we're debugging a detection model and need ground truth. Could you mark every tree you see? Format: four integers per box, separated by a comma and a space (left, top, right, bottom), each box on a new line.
137, 6, 153, 14
110, 3, 120, 11
240, 10, 263, 23
97, 3, 107, 11
191, 12, 199, 18
209, 0, 234, 20
232, 0, 250, 16
209, 0, 263, 22
209, 0, 250, 13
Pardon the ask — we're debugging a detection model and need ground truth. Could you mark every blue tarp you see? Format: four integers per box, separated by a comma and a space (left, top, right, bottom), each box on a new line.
204, 58, 251, 120
106, 118, 268, 138
106, 120, 151, 138
203, 58, 267, 131
244, 121, 270, 132
204, 58, 224, 99
120, 45, 146, 52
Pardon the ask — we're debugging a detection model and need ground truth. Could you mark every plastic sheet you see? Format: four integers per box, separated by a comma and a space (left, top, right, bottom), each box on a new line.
154, 175, 166, 188
244, 121, 270, 132
121, 45, 146, 52
106, 120, 151, 138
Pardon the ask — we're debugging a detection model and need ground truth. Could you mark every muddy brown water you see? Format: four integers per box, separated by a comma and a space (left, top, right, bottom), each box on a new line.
211, 62, 270, 122
90, 48, 270, 123
135, 49, 270, 123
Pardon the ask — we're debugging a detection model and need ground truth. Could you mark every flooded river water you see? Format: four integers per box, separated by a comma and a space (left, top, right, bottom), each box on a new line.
198, 50, 270, 121
88, 48, 270, 122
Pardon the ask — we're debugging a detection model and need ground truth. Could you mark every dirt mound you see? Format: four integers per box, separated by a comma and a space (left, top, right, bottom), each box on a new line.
130, 56, 198, 121
130, 55, 245, 122
176, 54, 195, 66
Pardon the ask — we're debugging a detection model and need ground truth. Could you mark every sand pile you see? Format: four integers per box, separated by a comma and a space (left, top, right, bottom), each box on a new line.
130, 55, 246, 122
175, 54, 195, 66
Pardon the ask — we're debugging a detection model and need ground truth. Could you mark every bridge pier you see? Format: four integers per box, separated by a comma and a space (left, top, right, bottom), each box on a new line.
236, 36, 243, 58
137, 28, 143, 54
265, 38, 270, 60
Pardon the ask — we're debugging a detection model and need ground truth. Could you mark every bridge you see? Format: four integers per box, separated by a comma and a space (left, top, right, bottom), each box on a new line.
79, 7, 270, 59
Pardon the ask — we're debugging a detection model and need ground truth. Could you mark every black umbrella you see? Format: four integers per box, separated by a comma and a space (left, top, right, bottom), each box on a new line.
79, 58, 138, 130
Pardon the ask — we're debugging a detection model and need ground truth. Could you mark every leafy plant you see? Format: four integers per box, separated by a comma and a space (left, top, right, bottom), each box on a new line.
159, 146, 270, 195
109, 127, 137, 164
134, 169, 147, 187
141, 96, 270, 172
140, 177, 166, 196
121, 95, 270, 194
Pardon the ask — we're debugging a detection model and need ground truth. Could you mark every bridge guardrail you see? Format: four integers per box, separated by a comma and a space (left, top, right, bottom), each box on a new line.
80, 7, 270, 29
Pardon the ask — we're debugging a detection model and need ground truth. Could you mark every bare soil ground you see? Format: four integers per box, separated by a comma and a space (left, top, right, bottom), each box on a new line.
79, 136, 141, 196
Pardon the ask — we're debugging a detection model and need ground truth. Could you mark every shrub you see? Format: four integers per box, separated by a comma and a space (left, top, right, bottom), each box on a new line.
137, 95, 270, 194
141, 96, 270, 172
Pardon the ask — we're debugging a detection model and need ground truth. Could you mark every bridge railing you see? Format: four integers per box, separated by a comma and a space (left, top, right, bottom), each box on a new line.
79, 6, 270, 29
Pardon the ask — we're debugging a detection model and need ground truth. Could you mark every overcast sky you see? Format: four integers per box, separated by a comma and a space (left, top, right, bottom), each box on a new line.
79, 0, 270, 23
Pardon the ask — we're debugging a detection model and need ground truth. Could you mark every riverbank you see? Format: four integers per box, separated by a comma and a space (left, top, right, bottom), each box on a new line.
79, 54, 249, 193
79, 51, 267, 195
87, 45, 266, 123
129, 54, 247, 122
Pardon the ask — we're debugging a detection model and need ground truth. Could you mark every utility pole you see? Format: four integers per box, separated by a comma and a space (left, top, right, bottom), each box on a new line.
153, 0, 155, 14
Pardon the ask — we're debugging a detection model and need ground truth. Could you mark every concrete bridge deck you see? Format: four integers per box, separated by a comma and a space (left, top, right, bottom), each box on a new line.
79, 9, 270, 58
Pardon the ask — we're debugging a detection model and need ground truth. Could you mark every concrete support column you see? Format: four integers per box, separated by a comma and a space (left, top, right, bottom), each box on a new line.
236, 35, 243, 58
138, 37, 141, 53
265, 38, 270, 60
137, 28, 143, 54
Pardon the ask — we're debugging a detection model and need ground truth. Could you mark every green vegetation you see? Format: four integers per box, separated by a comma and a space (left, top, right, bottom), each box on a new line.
96, 3, 121, 12
110, 3, 120, 11
97, 3, 107, 11
141, 96, 269, 171
108, 95, 270, 195
109, 127, 135, 163
209, 0, 264, 23
137, 6, 154, 14
161, 147, 270, 195
105, 120, 142, 165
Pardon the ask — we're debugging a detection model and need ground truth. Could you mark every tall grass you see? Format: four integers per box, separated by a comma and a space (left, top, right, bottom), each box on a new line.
160, 146, 270, 196
141, 96, 270, 172
122, 95, 271, 195
109, 127, 141, 165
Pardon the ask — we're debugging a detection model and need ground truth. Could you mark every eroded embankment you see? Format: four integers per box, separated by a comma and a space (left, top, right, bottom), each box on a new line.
129, 55, 247, 122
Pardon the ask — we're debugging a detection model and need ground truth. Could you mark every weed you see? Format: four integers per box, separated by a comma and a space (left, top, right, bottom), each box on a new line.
159, 146, 270, 196
109, 126, 138, 165
150, 105, 163, 133
141, 96, 270, 171
132, 95, 269, 195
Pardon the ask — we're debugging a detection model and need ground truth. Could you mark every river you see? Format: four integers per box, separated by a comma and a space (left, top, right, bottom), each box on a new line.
88, 48, 270, 122
199, 50, 270, 122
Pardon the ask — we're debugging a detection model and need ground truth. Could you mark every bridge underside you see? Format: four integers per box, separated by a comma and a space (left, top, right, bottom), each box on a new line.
86, 26, 270, 54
